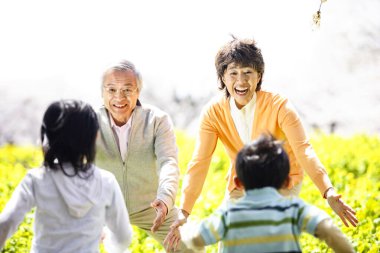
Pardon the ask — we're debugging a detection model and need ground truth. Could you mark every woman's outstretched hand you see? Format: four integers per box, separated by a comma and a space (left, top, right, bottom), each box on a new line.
163, 209, 189, 252
326, 190, 358, 227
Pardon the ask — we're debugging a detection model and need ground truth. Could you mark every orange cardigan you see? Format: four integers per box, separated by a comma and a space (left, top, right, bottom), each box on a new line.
180, 90, 333, 214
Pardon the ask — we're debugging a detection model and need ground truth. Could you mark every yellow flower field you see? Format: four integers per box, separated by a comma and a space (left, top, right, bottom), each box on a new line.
0, 133, 379, 252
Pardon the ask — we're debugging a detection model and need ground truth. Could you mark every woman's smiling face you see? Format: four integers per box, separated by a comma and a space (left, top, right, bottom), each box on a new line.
222, 63, 261, 109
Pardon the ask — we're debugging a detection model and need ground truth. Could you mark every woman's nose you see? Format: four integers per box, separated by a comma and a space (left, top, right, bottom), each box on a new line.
237, 72, 247, 82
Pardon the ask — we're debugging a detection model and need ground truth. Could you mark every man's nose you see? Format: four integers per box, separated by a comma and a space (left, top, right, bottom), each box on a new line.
114, 90, 127, 98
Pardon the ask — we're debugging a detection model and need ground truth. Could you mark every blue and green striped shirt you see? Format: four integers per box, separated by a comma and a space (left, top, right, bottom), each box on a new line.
198, 187, 330, 253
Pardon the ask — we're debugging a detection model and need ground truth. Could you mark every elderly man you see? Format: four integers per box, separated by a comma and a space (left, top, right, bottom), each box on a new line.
95, 60, 191, 252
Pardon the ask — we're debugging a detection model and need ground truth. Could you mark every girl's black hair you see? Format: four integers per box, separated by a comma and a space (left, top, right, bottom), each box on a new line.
41, 99, 99, 177
236, 134, 289, 190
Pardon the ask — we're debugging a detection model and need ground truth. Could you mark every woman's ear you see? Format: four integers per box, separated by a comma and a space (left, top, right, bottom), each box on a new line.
233, 176, 244, 191
257, 73, 262, 84
221, 75, 226, 84
281, 176, 291, 189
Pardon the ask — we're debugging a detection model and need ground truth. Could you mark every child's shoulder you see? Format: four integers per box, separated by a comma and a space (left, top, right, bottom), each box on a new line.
94, 166, 118, 183
279, 195, 308, 207
280, 196, 328, 218
26, 166, 49, 179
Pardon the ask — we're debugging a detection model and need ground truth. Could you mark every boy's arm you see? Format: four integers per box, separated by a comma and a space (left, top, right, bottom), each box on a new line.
315, 218, 355, 253
180, 224, 206, 251
180, 208, 227, 251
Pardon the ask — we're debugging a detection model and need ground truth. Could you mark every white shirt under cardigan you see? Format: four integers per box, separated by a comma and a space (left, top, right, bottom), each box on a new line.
110, 114, 133, 162
0, 164, 132, 253
229, 93, 257, 144
106, 108, 172, 211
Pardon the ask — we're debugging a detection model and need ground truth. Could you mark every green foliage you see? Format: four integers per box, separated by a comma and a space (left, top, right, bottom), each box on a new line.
1, 134, 379, 252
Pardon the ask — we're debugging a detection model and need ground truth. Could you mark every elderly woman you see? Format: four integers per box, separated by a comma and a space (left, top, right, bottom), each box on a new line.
165, 37, 358, 251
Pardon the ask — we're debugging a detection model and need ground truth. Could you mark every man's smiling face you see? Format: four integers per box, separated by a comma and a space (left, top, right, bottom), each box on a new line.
102, 69, 140, 126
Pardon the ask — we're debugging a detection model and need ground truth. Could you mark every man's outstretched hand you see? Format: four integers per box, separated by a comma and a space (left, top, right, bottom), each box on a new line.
150, 199, 168, 233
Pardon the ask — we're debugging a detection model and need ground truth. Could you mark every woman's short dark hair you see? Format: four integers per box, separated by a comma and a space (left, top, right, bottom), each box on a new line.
215, 37, 265, 97
235, 134, 289, 190
41, 99, 99, 177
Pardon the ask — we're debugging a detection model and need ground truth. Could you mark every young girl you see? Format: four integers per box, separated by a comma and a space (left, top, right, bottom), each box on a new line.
0, 100, 132, 253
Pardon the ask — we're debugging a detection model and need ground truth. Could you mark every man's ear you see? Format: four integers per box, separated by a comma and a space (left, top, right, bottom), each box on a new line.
233, 176, 244, 191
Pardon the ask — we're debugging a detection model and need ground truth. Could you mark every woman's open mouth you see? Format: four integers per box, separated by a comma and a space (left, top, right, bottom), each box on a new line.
234, 87, 249, 95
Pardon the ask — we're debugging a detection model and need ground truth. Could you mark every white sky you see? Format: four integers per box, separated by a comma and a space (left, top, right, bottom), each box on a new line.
1, 0, 379, 136
0, 0, 319, 105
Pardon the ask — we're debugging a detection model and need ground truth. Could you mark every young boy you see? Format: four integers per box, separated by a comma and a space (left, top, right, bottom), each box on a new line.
180, 134, 354, 253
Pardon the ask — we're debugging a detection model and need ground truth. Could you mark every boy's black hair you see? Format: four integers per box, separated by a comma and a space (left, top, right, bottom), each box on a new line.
40, 99, 99, 177
235, 134, 290, 190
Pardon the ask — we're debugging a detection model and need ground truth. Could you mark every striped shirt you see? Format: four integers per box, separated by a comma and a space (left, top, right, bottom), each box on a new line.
197, 187, 330, 253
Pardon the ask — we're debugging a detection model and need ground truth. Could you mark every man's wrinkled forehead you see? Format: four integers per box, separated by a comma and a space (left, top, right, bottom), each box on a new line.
102, 69, 136, 84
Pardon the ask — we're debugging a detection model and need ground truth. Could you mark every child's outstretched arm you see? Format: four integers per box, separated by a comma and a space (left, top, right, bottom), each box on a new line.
0, 173, 35, 250
179, 222, 206, 251
103, 175, 133, 253
177, 208, 227, 252
315, 218, 355, 253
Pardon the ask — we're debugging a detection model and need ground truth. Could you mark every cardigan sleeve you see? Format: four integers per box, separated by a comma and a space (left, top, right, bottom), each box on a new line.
0, 172, 35, 250
180, 107, 219, 214
154, 113, 180, 211
278, 98, 333, 195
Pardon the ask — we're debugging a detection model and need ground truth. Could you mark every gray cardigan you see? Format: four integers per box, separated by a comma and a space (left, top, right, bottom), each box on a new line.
96, 102, 179, 214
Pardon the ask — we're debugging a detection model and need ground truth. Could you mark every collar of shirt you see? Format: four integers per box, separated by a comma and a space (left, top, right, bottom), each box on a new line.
244, 187, 283, 203
229, 92, 257, 143
110, 115, 133, 161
